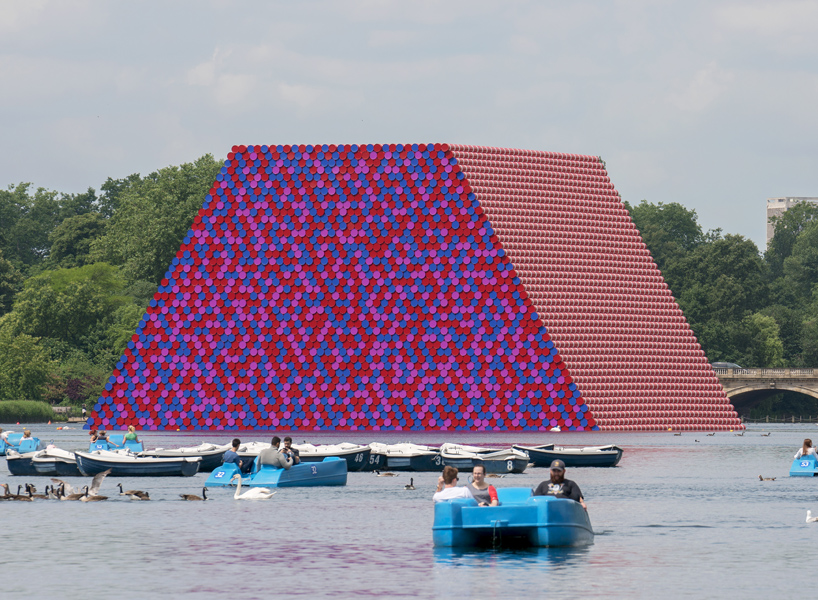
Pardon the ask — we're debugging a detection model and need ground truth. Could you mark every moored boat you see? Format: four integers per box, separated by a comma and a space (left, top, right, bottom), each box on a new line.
5, 449, 41, 476
32, 447, 82, 476
513, 444, 624, 468
369, 442, 443, 472
432, 487, 594, 548
293, 443, 372, 472
140, 443, 229, 472
75, 450, 200, 477
440, 443, 528, 474
206, 457, 347, 488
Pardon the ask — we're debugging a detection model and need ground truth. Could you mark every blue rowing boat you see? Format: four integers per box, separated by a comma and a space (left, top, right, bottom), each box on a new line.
432, 488, 594, 548
205, 457, 347, 488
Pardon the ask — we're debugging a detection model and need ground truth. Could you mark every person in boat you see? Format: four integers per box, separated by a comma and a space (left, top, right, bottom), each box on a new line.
258, 436, 293, 470
467, 464, 499, 507
222, 438, 244, 471
111, 425, 139, 448
283, 436, 301, 464
533, 459, 587, 510
433, 466, 474, 502
795, 439, 817, 459
22, 429, 32, 439
0, 428, 10, 445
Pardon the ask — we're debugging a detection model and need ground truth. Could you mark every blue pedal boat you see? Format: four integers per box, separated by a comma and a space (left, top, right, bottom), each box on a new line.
790, 455, 818, 476
432, 488, 594, 548
88, 434, 143, 453
1, 434, 44, 456
206, 457, 348, 488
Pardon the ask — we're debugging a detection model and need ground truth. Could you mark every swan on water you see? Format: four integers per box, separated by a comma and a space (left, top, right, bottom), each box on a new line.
230, 474, 276, 500
807, 511, 818, 523
180, 487, 208, 501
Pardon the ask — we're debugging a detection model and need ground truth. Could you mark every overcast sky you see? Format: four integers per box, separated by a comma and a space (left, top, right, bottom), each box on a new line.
2, 0, 817, 250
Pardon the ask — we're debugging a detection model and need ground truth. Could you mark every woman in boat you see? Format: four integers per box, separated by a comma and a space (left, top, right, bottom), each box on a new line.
467, 464, 499, 507
795, 439, 817, 459
124, 425, 139, 443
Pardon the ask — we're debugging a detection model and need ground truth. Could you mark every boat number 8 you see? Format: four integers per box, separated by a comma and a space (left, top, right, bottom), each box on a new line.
506, 460, 514, 471
311, 465, 317, 475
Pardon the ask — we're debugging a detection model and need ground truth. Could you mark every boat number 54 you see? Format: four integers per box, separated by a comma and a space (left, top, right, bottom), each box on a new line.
506, 460, 514, 471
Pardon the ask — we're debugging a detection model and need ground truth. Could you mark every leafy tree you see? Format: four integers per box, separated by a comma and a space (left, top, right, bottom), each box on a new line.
782, 220, 818, 306
4, 263, 129, 351
0, 330, 54, 401
47, 212, 107, 268
0, 183, 61, 270
766, 201, 818, 274
91, 155, 221, 284
735, 312, 785, 368
761, 305, 806, 366
625, 200, 705, 290
45, 350, 109, 406
0, 250, 23, 316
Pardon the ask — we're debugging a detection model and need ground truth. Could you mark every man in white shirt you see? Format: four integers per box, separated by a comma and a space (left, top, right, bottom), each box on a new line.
433, 466, 474, 502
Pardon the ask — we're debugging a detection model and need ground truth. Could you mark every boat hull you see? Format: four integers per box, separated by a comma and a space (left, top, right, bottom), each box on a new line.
140, 448, 227, 472
6, 452, 39, 476
442, 455, 529, 474
790, 455, 818, 476
206, 457, 348, 488
432, 488, 594, 548
513, 444, 623, 468
32, 458, 82, 477
75, 452, 200, 477
299, 447, 371, 472
387, 452, 444, 472
360, 450, 387, 472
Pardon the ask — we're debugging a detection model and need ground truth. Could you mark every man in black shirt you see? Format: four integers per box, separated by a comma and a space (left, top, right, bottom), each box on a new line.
533, 459, 587, 510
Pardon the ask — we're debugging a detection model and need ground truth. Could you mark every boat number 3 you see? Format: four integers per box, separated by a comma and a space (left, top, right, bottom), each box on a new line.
802, 460, 811, 467
311, 465, 317, 475
434, 455, 442, 466
215, 471, 224, 478
354, 453, 363, 462
506, 460, 514, 471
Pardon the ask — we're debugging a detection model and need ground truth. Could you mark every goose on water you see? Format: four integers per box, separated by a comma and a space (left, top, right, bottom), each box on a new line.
375, 471, 397, 477
80, 490, 108, 502
759, 475, 776, 481
230, 474, 276, 500
807, 511, 818, 523
26, 484, 49, 500
706, 433, 716, 436
404, 478, 415, 490
117, 483, 150, 500
180, 487, 208, 501
761, 433, 771, 437
59, 484, 89, 501
1, 483, 32, 501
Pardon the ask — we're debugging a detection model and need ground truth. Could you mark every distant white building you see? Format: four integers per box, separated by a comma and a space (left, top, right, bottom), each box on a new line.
767, 197, 818, 247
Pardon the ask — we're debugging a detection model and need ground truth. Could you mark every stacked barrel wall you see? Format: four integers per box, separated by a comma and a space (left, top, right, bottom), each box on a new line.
88, 142, 741, 432
449, 145, 741, 430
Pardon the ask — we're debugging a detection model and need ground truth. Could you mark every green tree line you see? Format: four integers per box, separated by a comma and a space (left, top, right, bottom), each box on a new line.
0, 155, 221, 408
0, 157, 815, 417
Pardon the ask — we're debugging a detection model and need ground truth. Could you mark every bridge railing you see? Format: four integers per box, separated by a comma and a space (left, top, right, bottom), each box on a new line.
713, 368, 816, 378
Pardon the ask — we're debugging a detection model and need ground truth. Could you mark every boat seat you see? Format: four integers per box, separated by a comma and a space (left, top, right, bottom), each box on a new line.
497, 488, 533, 504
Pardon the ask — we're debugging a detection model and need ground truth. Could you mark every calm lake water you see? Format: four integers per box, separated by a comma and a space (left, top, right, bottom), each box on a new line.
2, 423, 816, 599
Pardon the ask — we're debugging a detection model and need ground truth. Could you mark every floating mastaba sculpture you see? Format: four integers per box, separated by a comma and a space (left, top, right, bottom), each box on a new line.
90, 143, 741, 432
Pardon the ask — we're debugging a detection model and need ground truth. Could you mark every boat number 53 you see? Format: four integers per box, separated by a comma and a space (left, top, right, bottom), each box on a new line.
506, 460, 514, 471
802, 460, 811, 467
